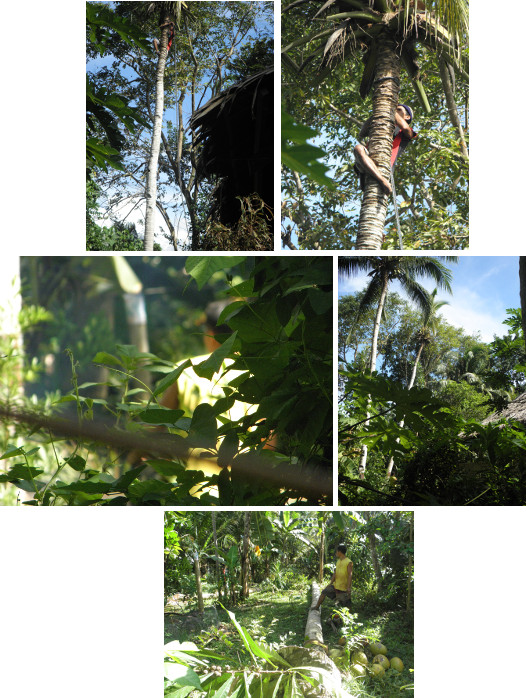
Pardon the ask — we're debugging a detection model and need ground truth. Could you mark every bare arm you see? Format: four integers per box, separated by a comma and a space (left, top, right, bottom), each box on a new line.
346, 561, 353, 591
395, 110, 414, 139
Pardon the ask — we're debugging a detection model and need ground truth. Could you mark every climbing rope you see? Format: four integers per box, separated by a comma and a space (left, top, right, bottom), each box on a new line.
390, 168, 404, 250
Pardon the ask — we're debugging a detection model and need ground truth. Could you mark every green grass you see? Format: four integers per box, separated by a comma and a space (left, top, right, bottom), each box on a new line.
164, 584, 413, 698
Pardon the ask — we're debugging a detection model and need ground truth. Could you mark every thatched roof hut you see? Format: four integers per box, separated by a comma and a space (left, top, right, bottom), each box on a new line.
482, 392, 526, 425
190, 66, 273, 229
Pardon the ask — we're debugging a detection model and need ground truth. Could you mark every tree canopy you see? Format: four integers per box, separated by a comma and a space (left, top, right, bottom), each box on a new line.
86, 1, 273, 251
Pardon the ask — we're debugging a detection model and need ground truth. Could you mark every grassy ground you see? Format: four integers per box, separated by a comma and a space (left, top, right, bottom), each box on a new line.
165, 584, 413, 697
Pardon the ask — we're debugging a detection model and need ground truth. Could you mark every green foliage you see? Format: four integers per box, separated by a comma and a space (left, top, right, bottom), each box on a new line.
339, 368, 526, 505
2, 257, 332, 506
282, 2, 468, 249
281, 109, 335, 188
164, 511, 414, 698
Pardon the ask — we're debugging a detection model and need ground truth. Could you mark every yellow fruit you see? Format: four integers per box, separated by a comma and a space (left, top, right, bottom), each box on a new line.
369, 641, 387, 656
350, 664, 367, 679
373, 654, 390, 670
390, 657, 404, 673
370, 663, 385, 678
351, 651, 368, 666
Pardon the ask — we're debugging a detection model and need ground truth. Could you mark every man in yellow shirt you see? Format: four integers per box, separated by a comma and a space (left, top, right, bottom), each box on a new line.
311, 544, 353, 611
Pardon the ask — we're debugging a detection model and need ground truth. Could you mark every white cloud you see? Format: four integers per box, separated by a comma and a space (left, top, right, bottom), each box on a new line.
438, 286, 507, 342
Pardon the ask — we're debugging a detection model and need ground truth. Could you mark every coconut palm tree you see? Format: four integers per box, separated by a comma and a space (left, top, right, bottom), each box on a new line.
141, 2, 189, 251
282, 0, 468, 249
385, 287, 448, 477
338, 255, 454, 477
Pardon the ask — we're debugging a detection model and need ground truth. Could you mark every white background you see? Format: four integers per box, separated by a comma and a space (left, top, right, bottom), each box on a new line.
0, 1, 525, 697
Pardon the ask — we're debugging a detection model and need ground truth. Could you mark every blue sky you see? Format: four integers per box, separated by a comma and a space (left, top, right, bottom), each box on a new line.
338, 256, 521, 344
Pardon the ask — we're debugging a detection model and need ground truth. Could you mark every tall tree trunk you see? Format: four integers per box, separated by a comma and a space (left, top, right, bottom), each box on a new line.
356, 35, 401, 250
144, 12, 172, 251
358, 272, 390, 478
211, 512, 222, 601
385, 340, 424, 477
318, 516, 325, 584
363, 512, 382, 591
193, 549, 205, 614
241, 511, 252, 599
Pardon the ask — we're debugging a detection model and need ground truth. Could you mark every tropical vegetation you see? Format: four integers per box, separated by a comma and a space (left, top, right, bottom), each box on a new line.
339, 256, 526, 505
282, 0, 469, 250
87, 1, 273, 250
0, 256, 331, 506
165, 510, 414, 697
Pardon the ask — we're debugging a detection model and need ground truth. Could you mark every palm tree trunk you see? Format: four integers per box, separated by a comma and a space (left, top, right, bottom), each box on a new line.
386, 341, 424, 477
144, 15, 172, 251
363, 512, 382, 591
318, 516, 325, 584
241, 511, 252, 599
356, 35, 401, 250
194, 550, 205, 614
358, 273, 389, 478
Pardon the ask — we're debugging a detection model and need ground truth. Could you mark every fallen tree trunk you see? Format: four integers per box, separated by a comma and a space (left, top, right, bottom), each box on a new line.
305, 582, 324, 649
275, 582, 353, 698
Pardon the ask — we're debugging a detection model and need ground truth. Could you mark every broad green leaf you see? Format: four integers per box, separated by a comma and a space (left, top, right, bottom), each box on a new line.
92, 351, 123, 367
112, 464, 147, 492
127, 479, 174, 501
138, 408, 185, 426
0, 463, 44, 482
152, 360, 192, 398
52, 480, 112, 494
332, 511, 345, 531
64, 454, 87, 472
193, 332, 238, 380
282, 110, 335, 189
187, 404, 217, 449
185, 257, 246, 290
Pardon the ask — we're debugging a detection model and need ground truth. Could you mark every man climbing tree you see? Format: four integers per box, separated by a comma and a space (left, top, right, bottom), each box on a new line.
153, 20, 175, 54
354, 104, 417, 195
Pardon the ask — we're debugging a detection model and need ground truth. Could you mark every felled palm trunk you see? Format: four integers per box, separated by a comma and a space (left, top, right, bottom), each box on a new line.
305, 583, 324, 648
274, 582, 351, 698
356, 34, 401, 250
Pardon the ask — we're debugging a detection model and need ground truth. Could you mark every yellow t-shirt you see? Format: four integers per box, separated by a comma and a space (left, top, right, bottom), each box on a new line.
334, 556, 352, 591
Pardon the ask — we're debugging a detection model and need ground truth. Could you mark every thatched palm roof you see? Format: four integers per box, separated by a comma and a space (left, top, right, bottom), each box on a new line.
482, 391, 526, 425
190, 66, 273, 227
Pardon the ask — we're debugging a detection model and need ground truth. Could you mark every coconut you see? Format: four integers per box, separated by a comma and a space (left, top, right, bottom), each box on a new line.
369, 641, 387, 656
329, 649, 343, 659
370, 663, 385, 678
351, 650, 368, 666
373, 654, 390, 670
390, 657, 404, 672
350, 663, 367, 679
338, 636, 346, 646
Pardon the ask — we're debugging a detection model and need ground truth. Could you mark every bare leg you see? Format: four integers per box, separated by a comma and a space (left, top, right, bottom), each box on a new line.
354, 144, 392, 194
311, 593, 326, 611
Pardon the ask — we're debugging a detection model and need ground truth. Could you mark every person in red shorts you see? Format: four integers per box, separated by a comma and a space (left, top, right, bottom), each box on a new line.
354, 104, 417, 194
